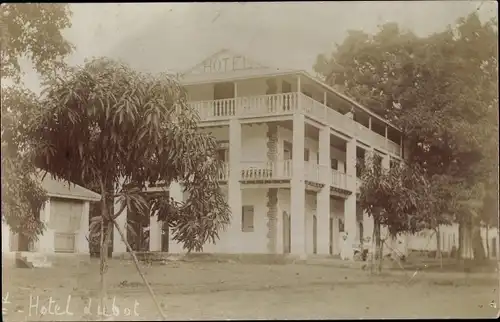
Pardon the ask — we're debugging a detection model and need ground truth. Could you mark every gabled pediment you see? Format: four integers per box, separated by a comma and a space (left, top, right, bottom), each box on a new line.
180, 49, 270, 77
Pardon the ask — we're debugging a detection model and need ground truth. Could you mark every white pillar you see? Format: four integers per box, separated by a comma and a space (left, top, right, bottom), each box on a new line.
149, 213, 162, 252
2, 220, 11, 252
113, 196, 127, 254
36, 199, 55, 253
297, 76, 301, 93
363, 148, 375, 246
291, 113, 306, 258
76, 201, 90, 254
380, 154, 390, 253
317, 126, 330, 255
368, 117, 372, 130
168, 181, 184, 253
385, 126, 388, 150
228, 119, 242, 253
343, 139, 357, 260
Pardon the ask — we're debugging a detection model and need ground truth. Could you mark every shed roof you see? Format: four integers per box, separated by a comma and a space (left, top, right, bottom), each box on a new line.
36, 172, 101, 202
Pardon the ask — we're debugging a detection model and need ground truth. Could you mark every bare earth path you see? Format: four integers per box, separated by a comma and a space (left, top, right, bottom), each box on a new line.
2, 257, 499, 320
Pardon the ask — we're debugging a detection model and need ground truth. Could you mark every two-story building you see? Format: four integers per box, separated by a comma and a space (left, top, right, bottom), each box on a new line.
112, 49, 407, 259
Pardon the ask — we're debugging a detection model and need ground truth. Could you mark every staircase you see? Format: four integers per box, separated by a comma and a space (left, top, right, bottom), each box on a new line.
15, 252, 52, 268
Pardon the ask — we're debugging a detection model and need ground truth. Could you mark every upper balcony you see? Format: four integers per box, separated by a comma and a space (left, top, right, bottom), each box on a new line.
189, 92, 401, 157
217, 160, 352, 193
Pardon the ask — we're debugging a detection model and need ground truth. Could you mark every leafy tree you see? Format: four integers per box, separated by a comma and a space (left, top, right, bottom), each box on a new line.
358, 154, 443, 272
1, 4, 74, 247
0, 3, 73, 81
315, 12, 498, 261
31, 57, 230, 318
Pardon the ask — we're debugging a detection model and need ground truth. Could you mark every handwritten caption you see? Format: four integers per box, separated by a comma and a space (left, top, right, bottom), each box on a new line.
2, 292, 140, 318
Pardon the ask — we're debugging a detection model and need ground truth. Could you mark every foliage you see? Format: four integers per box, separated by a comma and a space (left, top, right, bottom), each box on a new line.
1, 86, 48, 239
0, 3, 73, 82
358, 154, 447, 238
315, 12, 498, 244
32, 57, 231, 252
1, 4, 73, 241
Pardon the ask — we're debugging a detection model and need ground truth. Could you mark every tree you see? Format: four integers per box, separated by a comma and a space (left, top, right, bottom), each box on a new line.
1, 4, 74, 247
315, 12, 498, 261
0, 3, 73, 82
31, 57, 231, 318
358, 154, 443, 272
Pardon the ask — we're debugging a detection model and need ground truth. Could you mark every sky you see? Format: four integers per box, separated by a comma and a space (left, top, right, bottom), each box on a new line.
15, 1, 498, 93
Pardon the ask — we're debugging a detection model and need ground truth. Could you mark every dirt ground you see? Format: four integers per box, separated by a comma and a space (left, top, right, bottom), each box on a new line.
2, 256, 499, 321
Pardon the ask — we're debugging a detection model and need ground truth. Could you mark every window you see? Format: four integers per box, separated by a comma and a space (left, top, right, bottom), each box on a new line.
304, 148, 310, 162
338, 218, 345, 232
242, 206, 254, 232
284, 141, 293, 160
331, 158, 338, 170
216, 149, 227, 162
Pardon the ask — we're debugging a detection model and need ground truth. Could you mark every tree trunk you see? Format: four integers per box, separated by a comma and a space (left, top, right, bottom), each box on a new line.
472, 223, 486, 262
370, 222, 376, 274
373, 219, 382, 273
112, 218, 167, 319
435, 227, 442, 269
485, 224, 490, 259
457, 221, 463, 260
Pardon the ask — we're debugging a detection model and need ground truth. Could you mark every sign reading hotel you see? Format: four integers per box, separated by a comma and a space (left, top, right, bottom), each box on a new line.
191, 51, 266, 75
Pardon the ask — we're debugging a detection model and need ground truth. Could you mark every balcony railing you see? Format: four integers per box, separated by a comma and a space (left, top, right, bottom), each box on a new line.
218, 162, 229, 181
189, 92, 401, 156
304, 162, 321, 183
331, 169, 348, 190
240, 160, 292, 181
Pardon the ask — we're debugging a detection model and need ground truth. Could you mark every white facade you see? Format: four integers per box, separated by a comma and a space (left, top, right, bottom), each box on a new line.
113, 49, 407, 260
407, 224, 499, 259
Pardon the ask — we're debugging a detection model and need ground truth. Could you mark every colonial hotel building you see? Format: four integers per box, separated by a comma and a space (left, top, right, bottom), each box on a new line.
113, 49, 407, 260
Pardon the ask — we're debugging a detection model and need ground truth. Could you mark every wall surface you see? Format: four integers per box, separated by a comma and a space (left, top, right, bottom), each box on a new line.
406, 223, 499, 258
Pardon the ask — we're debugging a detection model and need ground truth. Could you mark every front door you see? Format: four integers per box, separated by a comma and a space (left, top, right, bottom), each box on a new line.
283, 211, 291, 254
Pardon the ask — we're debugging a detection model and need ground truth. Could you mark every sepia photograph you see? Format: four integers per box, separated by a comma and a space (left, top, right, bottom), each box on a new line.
1, 1, 498, 320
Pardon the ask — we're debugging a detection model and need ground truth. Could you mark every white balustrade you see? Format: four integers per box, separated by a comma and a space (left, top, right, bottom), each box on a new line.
218, 162, 229, 181
239, 160, 292, 181
330, 169, 348, 190
188, 91, 402, 162
304, 161, 321, 183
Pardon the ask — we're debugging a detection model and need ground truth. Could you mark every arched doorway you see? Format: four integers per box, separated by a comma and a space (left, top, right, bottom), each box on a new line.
283, 211, 291, 254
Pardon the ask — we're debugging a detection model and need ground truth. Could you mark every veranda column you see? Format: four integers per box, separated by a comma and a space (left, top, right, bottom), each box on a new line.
228, 118, 242, 253
76, 201, 90, 254
113, 194, 127, 254
290, 113, 306, 258
317, 126, 331, 255
37, 199, 55, 253
363, 149, 375, 245
168, 181, 184, 253
380, 154, 391, 255
343, 138, 357, 260
149, 210, 162, 252
2, 221, 11, 252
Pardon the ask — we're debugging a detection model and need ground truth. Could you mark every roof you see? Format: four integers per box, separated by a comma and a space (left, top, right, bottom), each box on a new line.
35, 171, 101, 202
